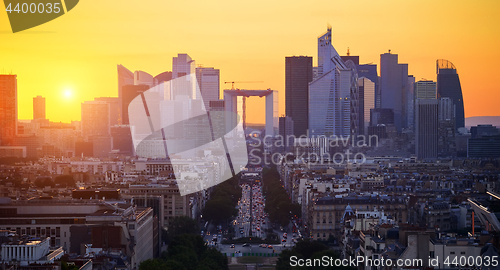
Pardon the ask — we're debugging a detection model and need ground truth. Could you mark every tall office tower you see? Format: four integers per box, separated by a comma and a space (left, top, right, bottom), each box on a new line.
309, 28, 354, 137
134, 70, 156, 87
278, 116, 294, 152
81, 101, 110, 138
33, 95, 45, 120
285, 56, 313, 137
380, 52, 409, 132
0, 75, 17, 146
342, 54, 379, 111
172, 54, 197, 99
117, 65, 134, 124
121, 84, 150, 125
436, 59, 465, 130
358, 77, 375, 136
94, 97, 120, 127
415, 80, 437, 99
346, 60, 360, 137
111, 125, 134, 155
415, 99, 438, 159
438, 98, 456, 157
154, 71, 172, 84
196, 67, 220, 110
406, 76, 415, 130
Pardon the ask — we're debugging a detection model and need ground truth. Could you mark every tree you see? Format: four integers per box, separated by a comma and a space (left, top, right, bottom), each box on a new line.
54, 175, 76, 187
34, 177, 54, 188
167, 216, 199, 240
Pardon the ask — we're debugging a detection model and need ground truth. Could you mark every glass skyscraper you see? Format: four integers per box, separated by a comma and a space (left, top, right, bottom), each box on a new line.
436, 59, 465, 130
309, 28, 355, 137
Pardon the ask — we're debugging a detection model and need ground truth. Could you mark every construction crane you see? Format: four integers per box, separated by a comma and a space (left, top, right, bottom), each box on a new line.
223, 81, 263, 131
224, 81, 263, 90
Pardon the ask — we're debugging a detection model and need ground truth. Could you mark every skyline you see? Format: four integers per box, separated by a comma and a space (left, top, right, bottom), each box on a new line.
1, 0, 500, 123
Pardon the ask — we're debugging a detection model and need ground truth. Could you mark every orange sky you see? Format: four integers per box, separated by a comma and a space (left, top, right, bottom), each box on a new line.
1, 0, 499, 124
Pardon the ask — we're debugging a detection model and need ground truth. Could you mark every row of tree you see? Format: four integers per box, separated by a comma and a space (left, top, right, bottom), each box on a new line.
140, 216, 228, 270
262, 167, 301, 228
34, 175, 76, 188
202, 174, 242, 225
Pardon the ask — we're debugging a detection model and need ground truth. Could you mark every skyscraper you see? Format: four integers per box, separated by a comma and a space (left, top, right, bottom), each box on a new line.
0, 75, 17, 145
121, 84, 150, 125
285, 56, 313, 137
438, 97, 456, 157
358, 77, 375, 136
436, 59, 465, 130
380, 52, 409, 132
278, 116, 294, 152
196, 67, 220, 110
94, 97, 120, 127
172, 54, 197, 99
406, 76, 415, 130
81, 101, 110, 138
309, 28, 355, 137
33, 95, 45, 120
117, 65, 134, 124
414, 80, 437, 99
415, 99, 438, 159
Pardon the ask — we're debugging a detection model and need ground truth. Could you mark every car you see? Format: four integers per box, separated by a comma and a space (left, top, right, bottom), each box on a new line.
282, 239, 286, 242
230, 244, 235, 248
235, 250, 241, 253
268, 245, 273, 249
242, 243, 250, 247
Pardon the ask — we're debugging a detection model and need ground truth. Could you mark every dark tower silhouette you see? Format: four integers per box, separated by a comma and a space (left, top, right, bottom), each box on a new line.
285, 56, 313, 137
436, 59, 465, 130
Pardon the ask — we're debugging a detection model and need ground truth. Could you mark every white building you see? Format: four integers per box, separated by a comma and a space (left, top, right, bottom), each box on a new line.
309, 28, 355, 137
0, 237, 64, 266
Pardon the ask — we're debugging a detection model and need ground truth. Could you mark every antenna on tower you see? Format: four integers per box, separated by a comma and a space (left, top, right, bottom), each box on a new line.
327, 23, 332, 31
388, 49, 391, 54
347, 47, 350, 56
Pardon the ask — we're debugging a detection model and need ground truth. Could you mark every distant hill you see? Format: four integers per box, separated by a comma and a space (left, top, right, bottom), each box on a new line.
465, 116, 500, 128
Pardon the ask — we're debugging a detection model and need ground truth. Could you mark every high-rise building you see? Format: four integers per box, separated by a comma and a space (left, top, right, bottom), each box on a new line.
415, 99, 438, 159
172, 54, 197, 99
121, 84, 150, 125
117, 65, 134, 124
0, 75, 17, 145
415, 80, 437, 99
33, 95, 46, 120
470, 124, 499, 139
285, 56, 313, 137
134, 70, 156, 87
81, 101, 110, 139
380, 52, 409, 132
438, 97, 456, 158
278, 116, 294, 152
437, 59, 465, 130
309, 28, 355, 137
94, 97, 120, 127
358, 77, 375, 136
370, 108, 394, 126
111, 125, 134, 155
406, 76, 415, 130
196, 67, 220, 110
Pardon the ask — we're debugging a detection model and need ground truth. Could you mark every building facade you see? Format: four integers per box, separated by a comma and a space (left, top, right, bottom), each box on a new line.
285, 56, 313, 137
